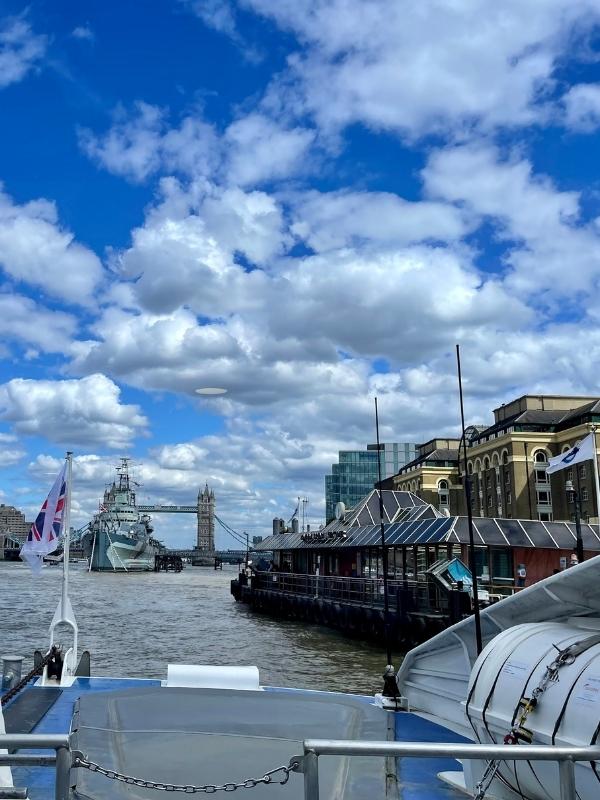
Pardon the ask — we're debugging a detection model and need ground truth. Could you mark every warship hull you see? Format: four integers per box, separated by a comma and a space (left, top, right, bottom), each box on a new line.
84, 529, 158, 572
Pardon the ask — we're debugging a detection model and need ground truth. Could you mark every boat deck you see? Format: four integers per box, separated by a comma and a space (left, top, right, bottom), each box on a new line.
6, 677, 467, 800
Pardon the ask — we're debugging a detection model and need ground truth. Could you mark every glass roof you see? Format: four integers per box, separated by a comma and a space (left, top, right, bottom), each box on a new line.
258, 516, 600, 551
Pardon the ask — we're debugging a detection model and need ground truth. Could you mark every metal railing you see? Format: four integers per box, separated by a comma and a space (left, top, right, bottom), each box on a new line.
0, 734, 70, 800
292, 740, 600, 800
2, 733, 598, 800
252, 572, 449, 612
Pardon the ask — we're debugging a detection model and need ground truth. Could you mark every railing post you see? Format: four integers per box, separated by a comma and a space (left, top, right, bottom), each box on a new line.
558, 759, 576, 800
303, 750, 320, 800
55, 745, 71, 800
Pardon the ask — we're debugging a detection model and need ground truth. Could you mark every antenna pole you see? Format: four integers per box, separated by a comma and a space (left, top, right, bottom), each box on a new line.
456, 345, 483, 656
375, 397, 392, 666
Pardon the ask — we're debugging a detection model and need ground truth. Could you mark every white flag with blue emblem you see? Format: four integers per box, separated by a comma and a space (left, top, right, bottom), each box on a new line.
546, 433, 596, 475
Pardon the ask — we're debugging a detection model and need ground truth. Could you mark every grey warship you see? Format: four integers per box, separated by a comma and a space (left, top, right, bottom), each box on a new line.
82, 458, 160, 571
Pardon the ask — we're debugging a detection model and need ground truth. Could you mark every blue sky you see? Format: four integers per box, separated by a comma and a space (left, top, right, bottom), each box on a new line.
2, 1, 600, 547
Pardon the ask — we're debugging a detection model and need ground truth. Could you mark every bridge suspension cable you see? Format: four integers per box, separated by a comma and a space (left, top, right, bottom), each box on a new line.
214, 515, 248, 549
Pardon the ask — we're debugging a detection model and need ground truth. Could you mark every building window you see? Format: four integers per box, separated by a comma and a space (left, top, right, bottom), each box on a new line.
487, 495, 493, 508
566, 468, 573, 481
536, 490, 551, 505
539, 512, 552, 521
580, 465, 587, 479
486, 477, 491, 489
504, 471, 510, 484
533, 451, 548, 464
582, 488, 589, 501
535, 469, 548, 484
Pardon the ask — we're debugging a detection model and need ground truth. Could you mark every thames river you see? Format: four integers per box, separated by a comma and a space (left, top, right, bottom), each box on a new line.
0, 562, 388, 695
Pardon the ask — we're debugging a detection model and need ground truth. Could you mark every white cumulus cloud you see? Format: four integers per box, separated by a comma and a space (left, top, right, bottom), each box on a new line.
563, 83, 600, 132
423, 143, 600, 299
0, 292, 77, 354
246, 0, 600, 137
0, 16, 47, 88
0, 188, 104, 305
0, 375, 148, 449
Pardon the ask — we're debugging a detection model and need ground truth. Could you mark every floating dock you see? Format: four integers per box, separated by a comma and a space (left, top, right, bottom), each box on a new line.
231, 570, 471, 647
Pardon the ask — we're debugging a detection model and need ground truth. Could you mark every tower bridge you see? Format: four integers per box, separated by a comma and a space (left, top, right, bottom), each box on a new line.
138, 484, 236, 565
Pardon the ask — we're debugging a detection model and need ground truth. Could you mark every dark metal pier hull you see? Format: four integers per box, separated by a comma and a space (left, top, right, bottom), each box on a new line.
231, 575, 470, 648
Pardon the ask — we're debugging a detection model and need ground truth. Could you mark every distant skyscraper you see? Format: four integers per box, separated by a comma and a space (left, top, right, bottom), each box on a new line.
196, 484, 215, 553
325, 442, 417, 523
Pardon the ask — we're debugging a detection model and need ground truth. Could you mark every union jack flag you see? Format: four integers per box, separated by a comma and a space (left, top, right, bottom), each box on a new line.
21, 462, 68, 574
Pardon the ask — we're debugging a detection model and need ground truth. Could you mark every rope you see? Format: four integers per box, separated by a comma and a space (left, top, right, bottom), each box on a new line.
1, 646, 60, 707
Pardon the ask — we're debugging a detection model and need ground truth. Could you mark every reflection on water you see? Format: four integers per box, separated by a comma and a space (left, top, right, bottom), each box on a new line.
0, 562, 390, 695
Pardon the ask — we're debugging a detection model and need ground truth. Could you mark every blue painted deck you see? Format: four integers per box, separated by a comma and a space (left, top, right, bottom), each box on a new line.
6, 678, 467, 799
9, 677, 160, 799
394, 712, 468, 800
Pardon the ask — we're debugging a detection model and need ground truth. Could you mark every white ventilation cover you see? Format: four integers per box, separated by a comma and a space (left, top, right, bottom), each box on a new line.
166, 664, 260, 690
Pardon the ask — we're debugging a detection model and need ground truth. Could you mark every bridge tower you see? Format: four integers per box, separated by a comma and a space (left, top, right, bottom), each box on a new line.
196, 483, 215, 555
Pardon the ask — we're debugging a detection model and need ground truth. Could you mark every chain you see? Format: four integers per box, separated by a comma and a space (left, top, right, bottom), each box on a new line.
73, 752, 299, 793
1, 646, 60, 707
474, 760, 501, 800
474, 643, 579, 800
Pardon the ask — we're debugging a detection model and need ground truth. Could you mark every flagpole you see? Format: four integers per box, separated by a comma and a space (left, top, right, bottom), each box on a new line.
48, 451, 78, 683
61, 452, 73, 614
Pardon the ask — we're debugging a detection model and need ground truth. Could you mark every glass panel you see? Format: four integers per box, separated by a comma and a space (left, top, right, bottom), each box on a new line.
490, 548, 512, 579
345, 527, 371, 547
412, 519, 439, 543
545, 522, 577, 548
521, 521, 554, 547
404, 548, 416, 579
452, 517, 473, 543
580, 523, 600, 549
471, 518, 506, 545
421, 517, 454, 542
384, 522, 401, 544
496, 520, 530, 547
474, 547, 489, 580
387, 522, 411, 545
416, 546, 428, 580
357, 526, 381, 547
394, 520, 424, 545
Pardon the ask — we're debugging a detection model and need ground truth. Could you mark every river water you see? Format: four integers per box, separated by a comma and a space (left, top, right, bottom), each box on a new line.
0, 562, 388, 695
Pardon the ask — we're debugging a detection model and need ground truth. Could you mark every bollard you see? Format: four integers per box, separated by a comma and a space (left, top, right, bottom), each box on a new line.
1, 656, 23, 692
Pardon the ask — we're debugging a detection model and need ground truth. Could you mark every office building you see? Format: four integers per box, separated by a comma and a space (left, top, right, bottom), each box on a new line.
325, 442, 417, 522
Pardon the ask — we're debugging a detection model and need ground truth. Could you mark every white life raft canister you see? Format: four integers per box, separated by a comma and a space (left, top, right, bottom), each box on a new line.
464, 622, 600, 800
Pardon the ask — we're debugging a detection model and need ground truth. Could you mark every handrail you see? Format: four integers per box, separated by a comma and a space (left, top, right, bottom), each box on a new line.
295, 739, 600, 800
0, 733, 70, 800
1, 732, 597, 800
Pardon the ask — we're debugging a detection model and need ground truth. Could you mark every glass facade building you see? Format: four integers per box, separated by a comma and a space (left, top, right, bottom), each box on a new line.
325, 442, 417, 523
